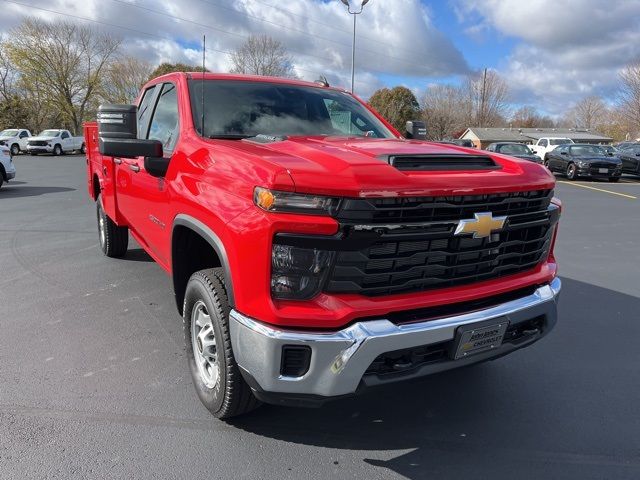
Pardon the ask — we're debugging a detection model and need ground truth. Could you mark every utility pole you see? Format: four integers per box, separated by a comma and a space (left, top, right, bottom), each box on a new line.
479, 68, 487, 126
340, 0, 371, 94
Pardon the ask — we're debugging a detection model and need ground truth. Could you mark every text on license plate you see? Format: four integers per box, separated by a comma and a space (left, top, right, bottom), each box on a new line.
453, 320, 509, 360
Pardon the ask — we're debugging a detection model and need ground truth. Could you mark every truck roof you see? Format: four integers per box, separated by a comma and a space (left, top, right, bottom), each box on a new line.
150, 72, 348, 93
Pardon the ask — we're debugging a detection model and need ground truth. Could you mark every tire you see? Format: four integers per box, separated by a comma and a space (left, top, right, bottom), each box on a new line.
566, 163, 577, 180
53, 144, 62, 156
543, 156, 550, 169
80, 143, 86, 155
0, 173, 3, 190
96, 195, 128, 257
609, 177, 620, 183
10, 143, 19, 156
183, 268, 260, 419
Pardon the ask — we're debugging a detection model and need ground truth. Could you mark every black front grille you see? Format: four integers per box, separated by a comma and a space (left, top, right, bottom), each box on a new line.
337, 189, 553, 224
29, 141, 47, 146
325, 190, 556, 297
588, 163, 615, 175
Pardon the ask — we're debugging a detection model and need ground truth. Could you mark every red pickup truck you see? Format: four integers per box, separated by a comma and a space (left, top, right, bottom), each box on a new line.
84, 72, 561, 418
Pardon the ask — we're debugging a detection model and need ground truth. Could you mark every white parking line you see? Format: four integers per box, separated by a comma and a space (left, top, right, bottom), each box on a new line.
557, 181, 637, 200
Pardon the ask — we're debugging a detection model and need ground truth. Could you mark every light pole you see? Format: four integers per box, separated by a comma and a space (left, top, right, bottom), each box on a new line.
340, 0, 370, 94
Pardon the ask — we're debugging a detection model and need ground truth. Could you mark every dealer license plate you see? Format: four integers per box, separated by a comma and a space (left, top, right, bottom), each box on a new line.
453, 320, 509, 360
599, 168, 609, 173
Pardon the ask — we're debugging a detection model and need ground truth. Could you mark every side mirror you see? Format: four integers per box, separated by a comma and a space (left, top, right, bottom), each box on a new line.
405, 120, 427, 140
97, 104, 165, 175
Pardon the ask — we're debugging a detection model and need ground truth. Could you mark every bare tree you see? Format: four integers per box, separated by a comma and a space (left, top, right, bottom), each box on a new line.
510, 105, 555, 128
422, 84, 469, 140
465, 69, 509, 127
230, 35, 295, 78
7, 18, 121, 133
565, 95, 607, 129
102, 56, 153, 104
618, 61, 640, 136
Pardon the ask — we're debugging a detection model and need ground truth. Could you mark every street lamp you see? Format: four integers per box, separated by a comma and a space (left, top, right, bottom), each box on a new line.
340, 0, 371, 94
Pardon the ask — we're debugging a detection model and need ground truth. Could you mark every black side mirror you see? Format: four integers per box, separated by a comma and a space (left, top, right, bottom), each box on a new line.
98, 104, 166, 176
144, 156, 170, 178
405, 120, 427, 140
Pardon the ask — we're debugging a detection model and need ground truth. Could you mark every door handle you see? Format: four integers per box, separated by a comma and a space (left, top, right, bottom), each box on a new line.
129, 164, 140, 173
113, 158, 122, 164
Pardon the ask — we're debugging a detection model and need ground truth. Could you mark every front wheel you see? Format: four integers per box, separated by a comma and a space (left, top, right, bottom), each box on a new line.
96, 195, 128, 257
10, 144, 19, 156
543, 156, 550, 169
53, 144, 62, 156
566, 163, 577, 180
80, 143, 86, 155
183, 268, 260, 419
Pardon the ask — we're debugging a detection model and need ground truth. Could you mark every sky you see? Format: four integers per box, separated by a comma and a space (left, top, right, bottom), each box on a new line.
1, 0, 639, 117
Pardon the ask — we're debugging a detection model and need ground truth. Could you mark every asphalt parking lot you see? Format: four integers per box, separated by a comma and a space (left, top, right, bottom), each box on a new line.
1, 155, 639, 479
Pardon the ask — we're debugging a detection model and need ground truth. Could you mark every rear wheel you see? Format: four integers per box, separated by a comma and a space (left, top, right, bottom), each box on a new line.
183, 268, 260, 419
0, 173, 4, 189
96, 195, 128, 257
80, 143, 86, 155
10, 144, 19, 156
566, 163, 577, 180
53, 144, 62, 156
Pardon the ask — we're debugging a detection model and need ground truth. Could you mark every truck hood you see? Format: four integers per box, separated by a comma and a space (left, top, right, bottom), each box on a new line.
220, 136, 555, 197
575, 156, 621, 164
28, 136, 57, 141
0, 136, 17, 141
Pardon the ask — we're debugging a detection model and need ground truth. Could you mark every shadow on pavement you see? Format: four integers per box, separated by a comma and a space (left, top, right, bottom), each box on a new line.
230, 277, 640, 479
122, 248, 154, 263
0, 185, 76, 197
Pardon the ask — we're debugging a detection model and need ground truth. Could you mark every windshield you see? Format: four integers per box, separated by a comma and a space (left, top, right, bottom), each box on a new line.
571, 145, 605, 156
38, 130, 60, 137
0, 129, 19, 136
498, 144, 531, 155
550, 139, 572, 146
598, 145, 616, 154
189, 80, 395, 139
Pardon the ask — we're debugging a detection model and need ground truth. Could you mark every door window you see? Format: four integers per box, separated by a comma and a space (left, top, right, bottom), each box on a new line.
137, 86, 157, 139
147, 83, 179, 152
539, 139, 548, 147
20, 131, 28, 138
61, 131, 69, 139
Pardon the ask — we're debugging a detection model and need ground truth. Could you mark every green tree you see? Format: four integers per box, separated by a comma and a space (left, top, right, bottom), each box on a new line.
368, 86, 420, 133
7, 18, 121, 134
148, 62, 207, 81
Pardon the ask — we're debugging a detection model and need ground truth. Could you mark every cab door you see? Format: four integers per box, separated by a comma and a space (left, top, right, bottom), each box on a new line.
114, 85, 160, 230
122, 82, 179, 266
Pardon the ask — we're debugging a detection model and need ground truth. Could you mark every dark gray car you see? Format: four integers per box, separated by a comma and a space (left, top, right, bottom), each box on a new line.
485, 142, 542, 164
617, 145, 640, 175
546, 144, 622, 182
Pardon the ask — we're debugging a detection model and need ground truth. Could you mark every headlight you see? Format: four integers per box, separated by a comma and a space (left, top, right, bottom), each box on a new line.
254, 187, 340, 216
576, 160, 588, 167
271, 244, 334, 300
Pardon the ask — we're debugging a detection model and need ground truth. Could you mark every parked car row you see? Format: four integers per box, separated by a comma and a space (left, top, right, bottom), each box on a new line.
0, 128, 85, 155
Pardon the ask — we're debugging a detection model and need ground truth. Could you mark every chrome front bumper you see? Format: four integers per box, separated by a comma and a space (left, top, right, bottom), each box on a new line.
229, 278, 561, 400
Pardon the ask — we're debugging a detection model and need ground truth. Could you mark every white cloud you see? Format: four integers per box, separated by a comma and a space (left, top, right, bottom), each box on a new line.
455, 0, 640, 115
0, 0, 470, 97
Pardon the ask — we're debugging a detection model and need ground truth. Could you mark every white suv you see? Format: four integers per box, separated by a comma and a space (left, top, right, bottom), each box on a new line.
0, 144, 16, 189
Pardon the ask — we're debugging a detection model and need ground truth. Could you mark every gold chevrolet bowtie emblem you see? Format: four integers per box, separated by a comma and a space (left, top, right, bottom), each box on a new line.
454, 212, 507, 239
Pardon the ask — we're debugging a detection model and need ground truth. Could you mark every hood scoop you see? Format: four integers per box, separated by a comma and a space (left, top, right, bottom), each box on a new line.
383, 154, 500, 171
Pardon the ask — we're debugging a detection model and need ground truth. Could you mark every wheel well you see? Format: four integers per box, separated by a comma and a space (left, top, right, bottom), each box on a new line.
92, 174, 100, 200
0, 163, 6, 180
172, 226, 223, 315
